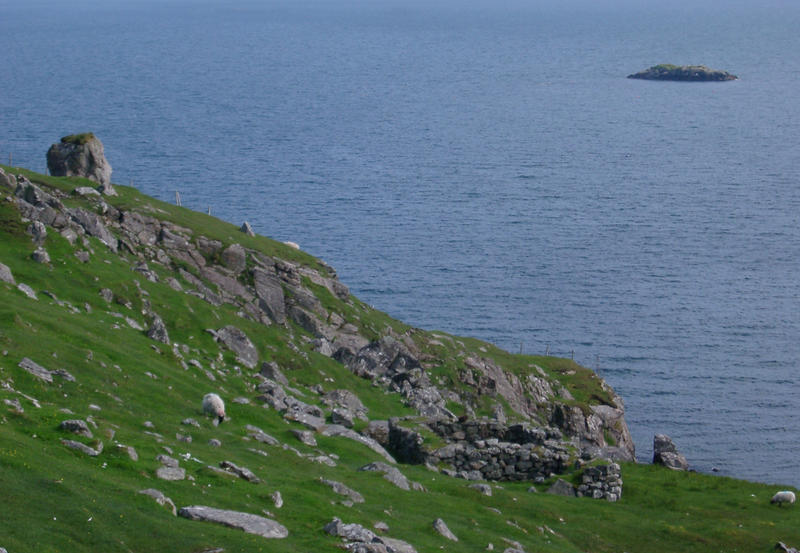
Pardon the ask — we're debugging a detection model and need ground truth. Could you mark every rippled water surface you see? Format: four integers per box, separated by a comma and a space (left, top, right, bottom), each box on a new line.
2, 0, 799, 484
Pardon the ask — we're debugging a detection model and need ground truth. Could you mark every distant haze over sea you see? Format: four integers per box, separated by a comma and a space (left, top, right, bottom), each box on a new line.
2, 0, 799, 485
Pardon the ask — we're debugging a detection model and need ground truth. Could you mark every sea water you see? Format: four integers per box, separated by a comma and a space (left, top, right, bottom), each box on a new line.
2, 0, 799, 485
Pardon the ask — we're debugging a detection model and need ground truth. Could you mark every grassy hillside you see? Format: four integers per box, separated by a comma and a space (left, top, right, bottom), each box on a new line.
1, 164, 798, 552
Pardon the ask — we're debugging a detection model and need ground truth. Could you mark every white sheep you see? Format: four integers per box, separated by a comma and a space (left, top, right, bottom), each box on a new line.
770, 490, 796, 507
202, 393, 226, 425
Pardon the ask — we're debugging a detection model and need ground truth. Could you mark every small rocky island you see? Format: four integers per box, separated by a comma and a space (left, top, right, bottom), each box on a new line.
628, 64, 737, 82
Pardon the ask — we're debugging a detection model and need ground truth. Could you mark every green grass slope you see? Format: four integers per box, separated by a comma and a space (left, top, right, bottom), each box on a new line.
1, 165, 798, 552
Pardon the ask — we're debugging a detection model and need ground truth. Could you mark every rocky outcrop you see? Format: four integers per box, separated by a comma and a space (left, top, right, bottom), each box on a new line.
653, 434, 689, 471
627, 64, 737, 81
46, 133, 113, 188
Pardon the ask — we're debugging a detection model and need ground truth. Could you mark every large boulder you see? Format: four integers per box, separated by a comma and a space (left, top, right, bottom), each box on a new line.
46, 133, 112, 188
653, 434, 689, 471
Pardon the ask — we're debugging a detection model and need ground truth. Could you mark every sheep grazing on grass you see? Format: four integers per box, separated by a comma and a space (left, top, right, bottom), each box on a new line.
770, 490, 796, 507
202, 393, 226, 426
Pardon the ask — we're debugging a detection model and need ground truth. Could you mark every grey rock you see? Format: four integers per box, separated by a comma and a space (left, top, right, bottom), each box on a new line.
322, 425, 396, 464
653, 434, 689, 471
215, 325, 258, 369
240, 221, 255, 236
259, 361, 288, 386
432, 518, 458, 542
284, 411, 326, 431
118, 444, 138, 461
291, 429, 318, 447
179, 506, 288, 539
0, 262, 14, 284
359, 462, 410, 490
4, 398, 24, 413
381, 537, 418, 553
147, 314, 170, 344
253, 268, 286, 324
73, 186, 101, 197
323, 518, 376, 543
61, 439, 101, 456
139, 488, 177, 516
322, 389, 368, 420
363, 420, 390, 445
99, 288, 113, 302
27, 221, 47, 244
271, 490, 283, 508
67, 207, 117, 251
220, 243, 247, 274
156, 454, 180, 467
245, 424, 280, 446
74, 250, 90, 263
0, 166, 16, 188
469, 483, 493, 496
19, 357, 52, 382
156, 466, 186, 481
31, 247, 50, 264
47, 133, 112, 186
209, 439, 222, 447
59, 419, 93, 438
320, 478, 365, 503
182, 418, 201, 427
220, 461, 260, 483
546, 478, 576, 497
331, 407, 355, 428
17, 283, 38, 300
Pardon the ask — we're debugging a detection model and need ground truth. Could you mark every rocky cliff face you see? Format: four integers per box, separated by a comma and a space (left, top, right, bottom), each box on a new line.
46, 133, 113, 190
1, 157, 635, 486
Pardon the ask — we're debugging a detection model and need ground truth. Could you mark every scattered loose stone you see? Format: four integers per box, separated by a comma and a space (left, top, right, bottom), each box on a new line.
156, 466, 186, 481
245, 424, 279, 446
433, 518, 458, 542
259, 361, 288, 386
157, 454, 179, 467
291, 429, 317, 447
27, 221, 47, 243
232, 396, 250, 405
220, 461, 260, 483
139, 488, 177, 516
61, 439, 102, 457
31, 247, 50, 264
213, 325, 258, 369
209, 439, 222, 447
117, 444, 138, 461
374, 521, 389, 532
469, 483, 493, 496
0, 262, 14, 284
17, 283, 38, 300
4, 398, 23, 413
182, 418, 201, 427
322, 425, 396, 463
147, 314, 170, 344
18, 357, 52, 382
75, 250, 90, 263
240, 221, 255, 236
59, 419, 93, 438
52, 369, 76, 382
179, 506, 288, 539
177, 433, 192, 443
320, 478, 365, 504
271, 491, 283, 508
359, 462, 411, 490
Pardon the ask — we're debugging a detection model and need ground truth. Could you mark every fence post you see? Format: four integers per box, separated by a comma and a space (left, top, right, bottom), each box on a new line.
571, 350, 574, 360
175, 191, 181, 206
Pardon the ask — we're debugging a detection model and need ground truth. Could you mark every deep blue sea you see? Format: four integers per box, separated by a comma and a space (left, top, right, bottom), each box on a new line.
2, 0, 799, 485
